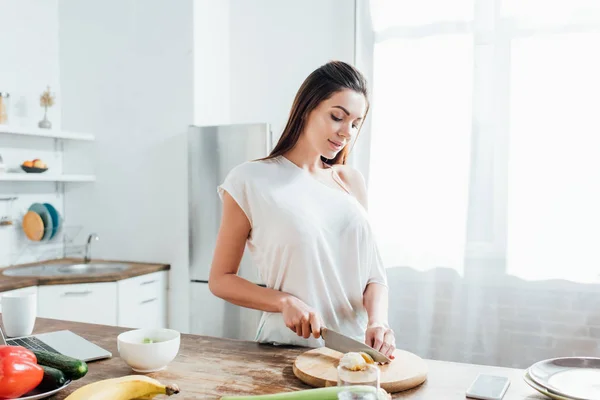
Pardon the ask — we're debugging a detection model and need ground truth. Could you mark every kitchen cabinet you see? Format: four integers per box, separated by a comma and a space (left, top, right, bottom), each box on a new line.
117, 271, 167, 329
38, 282, 118, 325
0, 286, 37, 313
35, 271, 168, 328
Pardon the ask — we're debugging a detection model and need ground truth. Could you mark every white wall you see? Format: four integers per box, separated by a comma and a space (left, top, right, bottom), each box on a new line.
0, 0, 62, 129
351, 0, 375, 181
0, 0, 65, 267
228, 0, 355, 140
59, 0, 194, 332
194, 0, 231, 126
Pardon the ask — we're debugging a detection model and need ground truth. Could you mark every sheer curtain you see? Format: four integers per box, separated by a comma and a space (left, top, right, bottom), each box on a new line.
368, 0, 474, 273
368, 36, 472, 272
505, 19, 600, 284
365, 0, 600, 368
368, 0, 600, 282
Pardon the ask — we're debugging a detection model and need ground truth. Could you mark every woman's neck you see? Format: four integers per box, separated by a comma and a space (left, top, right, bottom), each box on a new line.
283, 139, 325, 172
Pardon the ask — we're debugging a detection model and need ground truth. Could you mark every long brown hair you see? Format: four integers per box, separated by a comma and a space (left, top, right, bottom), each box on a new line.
265, 60, 369, 165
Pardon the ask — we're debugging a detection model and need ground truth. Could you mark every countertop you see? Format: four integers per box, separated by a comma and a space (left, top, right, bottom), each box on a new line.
0, 258, 169, 291
24, 318, 546, 399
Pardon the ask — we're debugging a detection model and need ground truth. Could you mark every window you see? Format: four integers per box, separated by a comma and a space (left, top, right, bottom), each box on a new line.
369, 0, 600, 282
370, 0, 473, 30
369, 35, 472, 272
507, 33, 600, 282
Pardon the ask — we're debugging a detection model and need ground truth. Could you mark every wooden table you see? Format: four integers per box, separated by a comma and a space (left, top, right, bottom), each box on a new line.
25, 318, 546, 399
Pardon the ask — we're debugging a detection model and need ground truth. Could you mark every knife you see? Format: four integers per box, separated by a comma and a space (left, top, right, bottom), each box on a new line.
320, 327, 392, 363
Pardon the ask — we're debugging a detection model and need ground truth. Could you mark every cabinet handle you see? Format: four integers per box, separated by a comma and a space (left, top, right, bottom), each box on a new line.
62, 290, 92, 296
140, 298, 157, 304
140, 280, 156, 286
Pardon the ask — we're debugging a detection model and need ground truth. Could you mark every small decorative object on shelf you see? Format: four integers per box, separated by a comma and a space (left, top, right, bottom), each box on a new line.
0, 92, 9, 124
38, 86, 55, 129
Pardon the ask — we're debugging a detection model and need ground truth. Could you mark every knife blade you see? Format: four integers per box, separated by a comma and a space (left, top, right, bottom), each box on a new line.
321, 327, 392, 363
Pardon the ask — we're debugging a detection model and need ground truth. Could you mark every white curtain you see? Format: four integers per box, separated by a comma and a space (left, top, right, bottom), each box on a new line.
367, 0, 474, 273
368, 35, 472, 273
506, 32, 600, 283
365, 0, 600, 369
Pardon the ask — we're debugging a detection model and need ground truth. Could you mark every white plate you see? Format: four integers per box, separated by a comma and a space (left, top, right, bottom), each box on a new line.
524, 369, 572, 400
529, 357, 600, 400
16, 380, 72, 400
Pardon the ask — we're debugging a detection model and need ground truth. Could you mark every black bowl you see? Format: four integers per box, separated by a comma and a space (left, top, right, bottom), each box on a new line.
21, 165, 48, 173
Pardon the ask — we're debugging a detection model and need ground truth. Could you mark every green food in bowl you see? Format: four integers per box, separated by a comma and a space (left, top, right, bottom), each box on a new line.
143, 338, 154, 344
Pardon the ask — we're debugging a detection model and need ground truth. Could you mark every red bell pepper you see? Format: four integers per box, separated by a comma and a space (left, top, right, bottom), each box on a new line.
0, 345, 44, 399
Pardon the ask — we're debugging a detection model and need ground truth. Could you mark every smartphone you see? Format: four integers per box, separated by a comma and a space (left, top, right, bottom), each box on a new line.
466, 374, 511, 400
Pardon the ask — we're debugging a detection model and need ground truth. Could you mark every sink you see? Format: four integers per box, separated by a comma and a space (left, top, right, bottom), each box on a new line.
2, 263, 131, 277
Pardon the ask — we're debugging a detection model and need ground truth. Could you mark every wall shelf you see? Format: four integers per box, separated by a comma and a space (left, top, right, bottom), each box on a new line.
0, 173, 95, 182
0, 125, 95, 141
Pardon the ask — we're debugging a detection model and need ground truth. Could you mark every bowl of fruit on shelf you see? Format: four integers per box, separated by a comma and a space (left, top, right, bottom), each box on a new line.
21, 159, 48, 173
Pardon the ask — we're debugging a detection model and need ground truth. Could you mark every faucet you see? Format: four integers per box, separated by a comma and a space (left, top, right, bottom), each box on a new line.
84, 233, 99, 263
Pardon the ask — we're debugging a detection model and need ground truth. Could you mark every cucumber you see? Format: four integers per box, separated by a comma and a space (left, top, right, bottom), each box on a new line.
33, 350, 88, 380
37, 365, 67, 391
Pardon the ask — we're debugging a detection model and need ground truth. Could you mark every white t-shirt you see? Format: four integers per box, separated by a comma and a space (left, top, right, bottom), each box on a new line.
218, 155, 388, 347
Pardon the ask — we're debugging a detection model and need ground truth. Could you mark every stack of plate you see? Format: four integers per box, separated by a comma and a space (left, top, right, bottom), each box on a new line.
524, 357, 600, 400
22, 203, 61, 241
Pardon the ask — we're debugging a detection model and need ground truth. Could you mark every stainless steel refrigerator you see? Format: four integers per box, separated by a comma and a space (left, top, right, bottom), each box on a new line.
188, 123, 273, 341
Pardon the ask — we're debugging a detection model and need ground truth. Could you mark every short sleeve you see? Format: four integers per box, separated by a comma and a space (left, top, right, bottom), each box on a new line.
367, 241, 388, 288
217, 166, 253, 227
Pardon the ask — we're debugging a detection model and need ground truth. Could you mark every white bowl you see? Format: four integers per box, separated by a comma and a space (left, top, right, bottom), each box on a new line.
117, 328, 180, 372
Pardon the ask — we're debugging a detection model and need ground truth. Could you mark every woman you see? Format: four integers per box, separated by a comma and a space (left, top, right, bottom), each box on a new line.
209, 60, 395, 358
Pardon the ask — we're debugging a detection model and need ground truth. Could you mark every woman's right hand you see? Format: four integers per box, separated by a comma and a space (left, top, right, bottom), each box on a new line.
281, 296, 323, 339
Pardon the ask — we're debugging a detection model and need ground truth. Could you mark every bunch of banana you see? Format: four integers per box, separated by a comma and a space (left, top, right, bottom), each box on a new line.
65, 374, 180, 400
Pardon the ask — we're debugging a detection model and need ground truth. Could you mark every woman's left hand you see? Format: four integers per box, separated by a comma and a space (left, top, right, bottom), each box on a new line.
365, 322, 396, 359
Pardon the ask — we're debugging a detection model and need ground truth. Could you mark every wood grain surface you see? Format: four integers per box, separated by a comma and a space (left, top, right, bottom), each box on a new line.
293, 347, 428, 393
1, 317, 549, 399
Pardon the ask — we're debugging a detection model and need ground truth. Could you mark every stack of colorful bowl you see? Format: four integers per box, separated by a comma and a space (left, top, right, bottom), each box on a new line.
21, 203, 61, 241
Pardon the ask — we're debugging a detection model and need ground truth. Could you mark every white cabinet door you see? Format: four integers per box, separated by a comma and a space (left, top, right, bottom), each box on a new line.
117, 271, 167, 329
0, 286, 38, 313
38, 282, 117, 326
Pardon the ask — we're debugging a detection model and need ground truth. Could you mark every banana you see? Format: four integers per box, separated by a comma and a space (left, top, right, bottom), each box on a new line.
65, 374, 180, 400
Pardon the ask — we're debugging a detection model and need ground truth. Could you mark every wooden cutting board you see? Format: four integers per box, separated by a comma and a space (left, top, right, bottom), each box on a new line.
22, 211, 44, 241
293, 347, 428, 393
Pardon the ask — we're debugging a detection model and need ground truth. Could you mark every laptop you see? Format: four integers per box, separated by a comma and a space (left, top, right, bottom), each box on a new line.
0, 327, 112, 362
